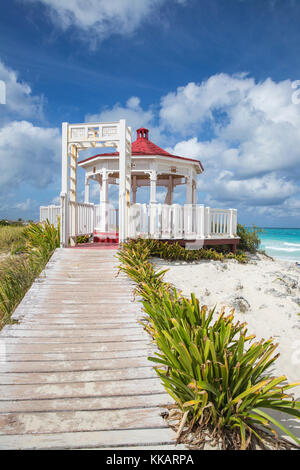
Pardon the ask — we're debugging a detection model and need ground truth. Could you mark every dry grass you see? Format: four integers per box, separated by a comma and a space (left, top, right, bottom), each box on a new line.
0, 221, 59, 329
0, 226, 25, 253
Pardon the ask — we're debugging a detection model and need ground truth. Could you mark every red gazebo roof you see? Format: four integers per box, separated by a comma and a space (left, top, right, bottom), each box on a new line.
78, 127, 204, 171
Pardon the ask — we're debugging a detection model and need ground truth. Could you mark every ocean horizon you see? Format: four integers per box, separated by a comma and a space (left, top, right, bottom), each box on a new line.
255, 227, 300, 262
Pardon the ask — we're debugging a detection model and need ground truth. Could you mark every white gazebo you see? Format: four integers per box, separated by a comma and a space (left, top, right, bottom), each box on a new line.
40, 120, 239, 251
79, 127, 202, 234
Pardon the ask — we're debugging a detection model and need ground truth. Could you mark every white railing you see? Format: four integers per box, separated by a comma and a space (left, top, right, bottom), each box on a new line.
40, 205, 60, 228
40, 202, 118, 238
94, 204, 118, 233
68, 201, 94, 236
128, 204, 237, 240
41, 202, 237, 241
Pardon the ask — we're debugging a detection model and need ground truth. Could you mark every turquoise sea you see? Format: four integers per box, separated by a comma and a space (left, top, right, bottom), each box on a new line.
258, 228, 300, 262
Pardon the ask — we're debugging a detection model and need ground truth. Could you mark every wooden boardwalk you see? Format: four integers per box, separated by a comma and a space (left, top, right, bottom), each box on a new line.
0, 248, 178, 450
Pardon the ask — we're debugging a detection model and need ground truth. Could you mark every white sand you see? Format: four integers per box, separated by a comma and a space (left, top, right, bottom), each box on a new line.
153, 253, 300, 443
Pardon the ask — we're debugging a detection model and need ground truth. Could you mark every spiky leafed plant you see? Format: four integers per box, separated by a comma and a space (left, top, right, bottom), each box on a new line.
121, 238, 247, 263
0, 221, 60, 327
148, 295, 300, 449
23, 220, 59, 263
117, 241, 300, 450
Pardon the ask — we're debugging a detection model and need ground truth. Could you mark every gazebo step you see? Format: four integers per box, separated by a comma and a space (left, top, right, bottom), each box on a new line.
93, 231, 119, 244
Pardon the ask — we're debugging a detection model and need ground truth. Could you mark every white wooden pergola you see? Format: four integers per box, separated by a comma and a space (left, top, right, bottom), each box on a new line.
60, 120, 131, 247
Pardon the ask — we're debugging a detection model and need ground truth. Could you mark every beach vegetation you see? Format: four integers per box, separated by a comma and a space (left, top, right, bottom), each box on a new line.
237, 224, 263, 253
76, 234, 90, 244
125, 238, 247, 263
117, 241, 300, 450
0, 220, 59, 329
0, 225, 26, 254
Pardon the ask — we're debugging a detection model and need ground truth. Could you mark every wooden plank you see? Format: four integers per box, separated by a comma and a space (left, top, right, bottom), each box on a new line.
3, 326, 144, 338
3, 339, 148, 353
0, 427, 176, 450
1, 348, 152, 362
0, 366, 157, 384
0, 407, 167, 435
0, 377, 162, 400
0, 356, 152, 373
0, 247, 173, 450
0, 393, 170, 413
8, 322, 141, 329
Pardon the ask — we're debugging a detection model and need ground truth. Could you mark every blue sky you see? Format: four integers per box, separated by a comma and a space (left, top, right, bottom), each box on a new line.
0, 0, 300, 226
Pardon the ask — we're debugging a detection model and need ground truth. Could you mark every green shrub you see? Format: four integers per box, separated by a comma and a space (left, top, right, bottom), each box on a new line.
125, 238, 247, 263
117, 242, 300, 450
237, 224, 262, 253
77, 234, 90, 244
0, 220, 59, 328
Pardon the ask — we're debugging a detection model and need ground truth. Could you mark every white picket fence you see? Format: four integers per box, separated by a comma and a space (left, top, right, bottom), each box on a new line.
128, 204, 237, 240
94, 205, 119, 233
40, 205, 61, 228
40, 202, 237, 240
69, 201, 95, 236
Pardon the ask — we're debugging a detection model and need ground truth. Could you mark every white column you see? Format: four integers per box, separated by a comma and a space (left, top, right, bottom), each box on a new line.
186, 176, 193, 204
118, 119, 131, 244
132, 175, 137, 204
164, 175, 173, 205
192, 180, 197, 204
229, 209, 234, 237
84, 176, 90, 203
99, 170, 110, 232
150, 171, 157, 204
60, 122, 69, 247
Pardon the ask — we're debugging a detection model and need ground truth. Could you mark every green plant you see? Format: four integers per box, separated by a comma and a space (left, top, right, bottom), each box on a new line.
117, 242, 300, 450
0, 220, 59, 328
124, 238, 247, 263
149, 297, 300, 450
0, 226, 25, 253
237, 224, 263, 254
23, 220, 59, 263
77, 234, 90, 244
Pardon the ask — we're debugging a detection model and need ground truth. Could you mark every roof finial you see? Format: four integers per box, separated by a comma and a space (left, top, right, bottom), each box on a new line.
136, 127, 149, 140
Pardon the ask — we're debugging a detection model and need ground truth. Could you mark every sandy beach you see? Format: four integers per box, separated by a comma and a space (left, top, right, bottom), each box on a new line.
154, 253, 300, 384
153, 253, 300, 438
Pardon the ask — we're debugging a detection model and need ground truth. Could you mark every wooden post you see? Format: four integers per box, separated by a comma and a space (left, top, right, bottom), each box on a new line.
150, 171, 157, 204
205, 207, 211, 238
60, 122, 69, 247
84, 176, 90, 203
132, 175, 137, 204
186, 174, 193, 204
164, 175, 173, 205
196, 204, 205, 239
100, 170, 109, 232
119, 120, 131, 244
69, 144, 78, 246
229, 209, 234, 237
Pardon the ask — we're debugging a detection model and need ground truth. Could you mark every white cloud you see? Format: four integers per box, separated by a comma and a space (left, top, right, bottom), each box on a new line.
85, 96, 165, 143
160, 74, 254, 134
167, 137, 227, 160
0, 59, 60, 213
161, 74, 300, 219
0, 120, 60, 189
0, 60, 44, 125
14, 198, 32, 211
23, 0, 188, 44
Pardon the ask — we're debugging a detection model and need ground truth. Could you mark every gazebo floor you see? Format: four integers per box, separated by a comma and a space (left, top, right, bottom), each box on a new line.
0, 248, 178, 450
